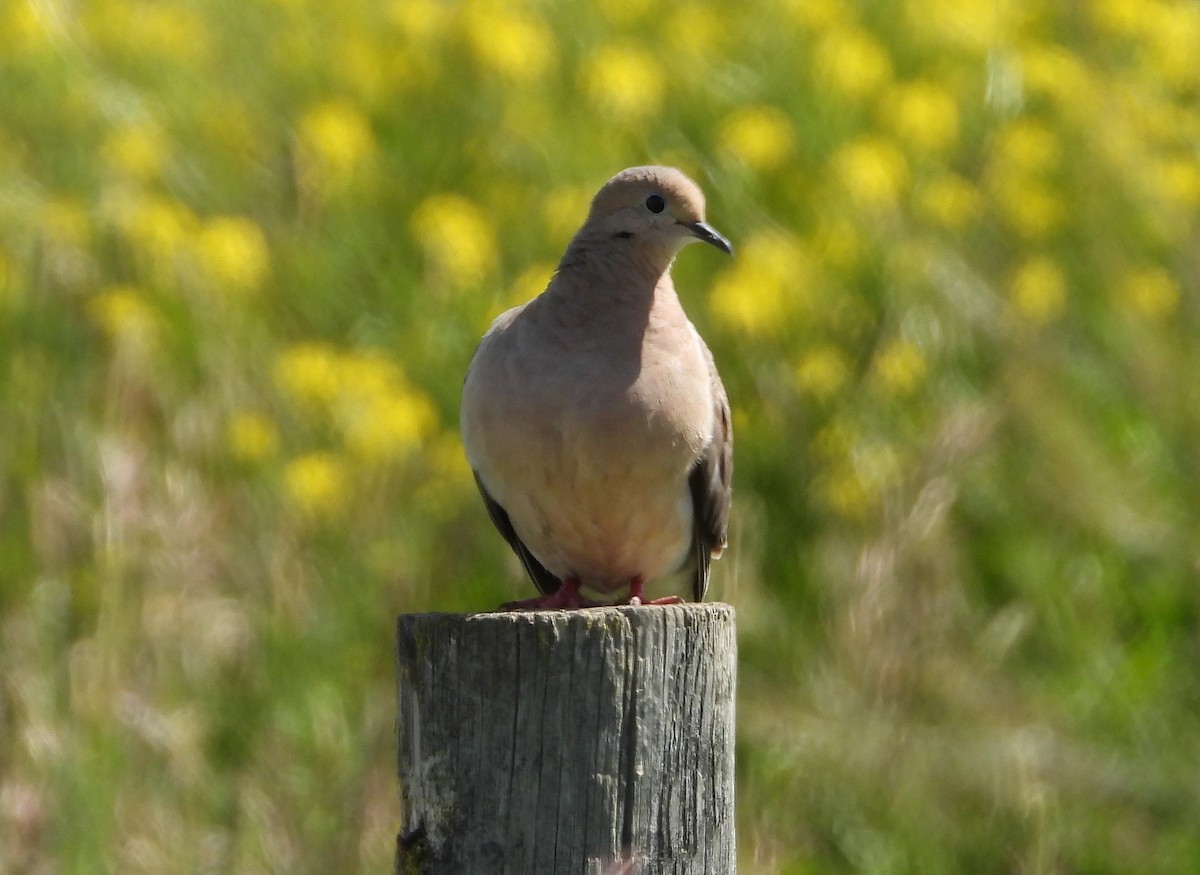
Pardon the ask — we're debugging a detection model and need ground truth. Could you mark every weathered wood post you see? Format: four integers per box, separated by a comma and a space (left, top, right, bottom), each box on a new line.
396, 603, 736, 874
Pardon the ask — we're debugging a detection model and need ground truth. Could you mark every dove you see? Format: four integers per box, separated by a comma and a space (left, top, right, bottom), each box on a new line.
461, 166, 733, 609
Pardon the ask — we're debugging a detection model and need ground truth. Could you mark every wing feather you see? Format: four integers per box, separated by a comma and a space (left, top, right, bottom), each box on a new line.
687, 339, 733, 601
471, 471, 561, 596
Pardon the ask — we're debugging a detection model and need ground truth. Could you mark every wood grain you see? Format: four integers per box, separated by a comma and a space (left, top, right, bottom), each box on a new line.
396, 604, 736, 874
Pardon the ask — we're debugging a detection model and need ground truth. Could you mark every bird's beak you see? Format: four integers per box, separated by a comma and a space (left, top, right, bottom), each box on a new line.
681, 221, 734, 256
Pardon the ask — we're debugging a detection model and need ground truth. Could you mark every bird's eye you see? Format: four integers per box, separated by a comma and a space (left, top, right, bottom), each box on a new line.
645, 194, 666, 214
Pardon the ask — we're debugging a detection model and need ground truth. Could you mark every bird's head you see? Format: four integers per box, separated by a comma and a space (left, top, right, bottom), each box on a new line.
583, 166, 733, 259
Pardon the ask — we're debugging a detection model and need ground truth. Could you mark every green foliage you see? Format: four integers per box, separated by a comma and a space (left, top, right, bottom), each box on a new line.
2, 0, 1199, 871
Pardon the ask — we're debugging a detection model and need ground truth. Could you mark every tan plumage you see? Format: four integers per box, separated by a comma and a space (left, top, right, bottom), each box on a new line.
461, 166, 733, 608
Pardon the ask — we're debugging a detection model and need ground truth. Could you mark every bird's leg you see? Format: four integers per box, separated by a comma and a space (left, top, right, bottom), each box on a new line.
500, 577, 601, 611
626, 575, 684, 607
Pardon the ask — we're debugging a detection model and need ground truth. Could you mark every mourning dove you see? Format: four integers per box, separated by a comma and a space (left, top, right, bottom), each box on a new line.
461, 166, 733, 609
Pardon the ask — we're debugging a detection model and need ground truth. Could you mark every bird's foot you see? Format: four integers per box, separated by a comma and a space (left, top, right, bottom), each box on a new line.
500, 577, 601, 611
625, 575, 685, 607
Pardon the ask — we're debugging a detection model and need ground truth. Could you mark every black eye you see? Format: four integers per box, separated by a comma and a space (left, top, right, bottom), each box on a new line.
645, 194, 666, 214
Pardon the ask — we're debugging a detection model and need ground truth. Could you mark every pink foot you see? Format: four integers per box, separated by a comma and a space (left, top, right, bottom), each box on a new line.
500, 578, 602, 611
626, 575, 685, 607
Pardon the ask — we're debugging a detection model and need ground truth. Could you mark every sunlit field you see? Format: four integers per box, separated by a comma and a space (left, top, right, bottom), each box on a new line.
3, 0, 1199, 871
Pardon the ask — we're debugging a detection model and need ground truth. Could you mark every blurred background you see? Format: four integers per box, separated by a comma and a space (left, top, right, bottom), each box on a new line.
2, 0, 1199, 871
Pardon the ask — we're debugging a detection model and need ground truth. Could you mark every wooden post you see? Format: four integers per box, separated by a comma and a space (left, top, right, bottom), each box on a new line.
395, 604, 736, 875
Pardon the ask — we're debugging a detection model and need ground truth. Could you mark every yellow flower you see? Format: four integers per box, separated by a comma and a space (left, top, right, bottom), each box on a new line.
716, 105, 795, 172
334, 349, 403, 401
283, 453, 349, 518
992, 178, 1066, 240
331, 36, 389, 106
992, 119, 1060, 176
816, 465, 873, 520
85, 0, 210, 64
709, 261, 785, 337
907, 0, 1009, 52
1128, 98, 1200, 150
88, 284, 159, 352
987, 121, 1066, 240
812, 27, 892, 99
389, 0, 451, 40
196, 217, 270, 294
708, 231, 814, 337
810, 417, 896, 519
410, 193, 498, 290
110, 194, 196, 270
1010, 256, 1067, 324
872, 340, 927, 395
1116, 266, 1180, 320
794, 345, 850, 399
4, 0, 56, 55
1153, 158, 1200, 209
832, 137, 909, 212
746, 230, 816, 291
1090, 0, 1143, 35
1019, 46, 1093, 112
274, 343, 342, 409
663, 5, 726, 60
275, 344, 438, 462
581, 41, 666, 120
102, 121, 170, 181
1142, 4, 1200, 89
296, 101, 376, 198
916, 174, 984, 230
149, 5, 210, 62
228, 411, 280, 464
820, 428, 901, 518
278, 348, 438, 460
341, 390, 438, 462
883, 81, 960, 154
461, 2, 555, 82
134, 4, 210, 63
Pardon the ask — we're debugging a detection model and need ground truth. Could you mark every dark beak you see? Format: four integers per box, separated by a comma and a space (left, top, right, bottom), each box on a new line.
681, 221, 734, 256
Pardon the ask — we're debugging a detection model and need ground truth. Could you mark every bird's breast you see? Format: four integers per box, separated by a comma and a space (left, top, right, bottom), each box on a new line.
462, 310, 712, 592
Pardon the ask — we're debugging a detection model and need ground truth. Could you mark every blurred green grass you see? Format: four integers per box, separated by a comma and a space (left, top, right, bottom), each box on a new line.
2, 0, 1200, 871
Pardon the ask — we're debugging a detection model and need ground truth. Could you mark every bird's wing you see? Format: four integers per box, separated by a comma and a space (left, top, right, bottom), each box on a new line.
687, 337, 733, 601
471, 470, 562, 596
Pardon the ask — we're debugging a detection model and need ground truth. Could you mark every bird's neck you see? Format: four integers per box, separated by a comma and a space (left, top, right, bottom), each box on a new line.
554, 233, 678, 306
531, 240, 683, 345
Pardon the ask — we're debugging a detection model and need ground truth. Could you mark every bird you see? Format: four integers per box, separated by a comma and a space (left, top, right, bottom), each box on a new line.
460, 166, 733, 609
